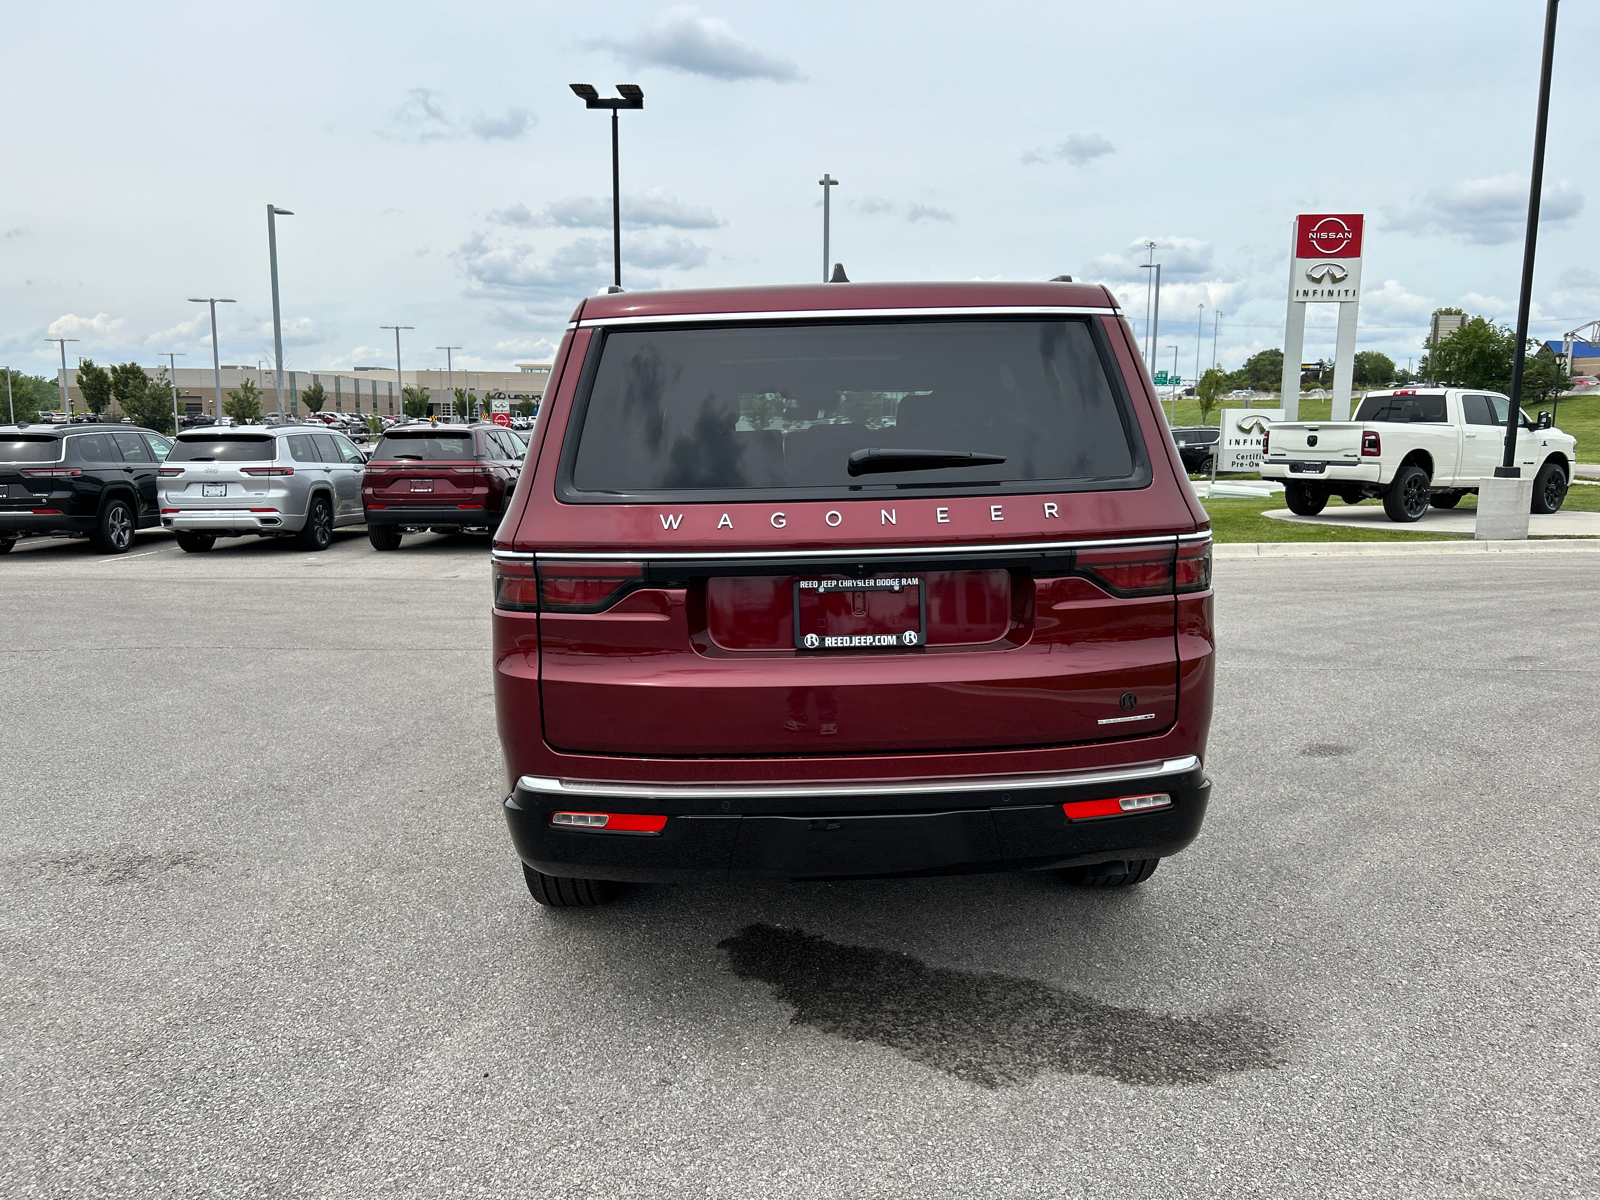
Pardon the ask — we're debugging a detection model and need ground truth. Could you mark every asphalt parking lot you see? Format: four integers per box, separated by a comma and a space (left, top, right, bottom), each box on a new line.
3, 532, 1598, 1198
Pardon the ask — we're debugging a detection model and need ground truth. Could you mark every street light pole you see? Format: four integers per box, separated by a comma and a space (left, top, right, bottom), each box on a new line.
820, 174, 839, 282
570, 84, 644, 291
1195, 304, 1205, 388
1141, 241, 1156, 367
267, 204, 294, 419
44, 338, 79, 418
437, 345, 462, 418
1498, 0, 1561, 480
1169, 345, 1180, 423
4, 366, 12, 424
1212, 310, 1222, 371
160, 352, 186, 430
381, 326, 413, 419
187, 298, 236, 424
1138, 262, 1161, 375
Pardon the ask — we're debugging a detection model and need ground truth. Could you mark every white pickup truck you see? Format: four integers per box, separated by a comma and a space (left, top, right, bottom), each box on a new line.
1258, 387, 1575, 522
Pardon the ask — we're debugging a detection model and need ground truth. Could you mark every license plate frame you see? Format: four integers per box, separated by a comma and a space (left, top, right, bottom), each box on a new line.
202, 482, 227, 497
793, 576, 926, 653
410, 480, 434, 493
1289, 461, 1328, 474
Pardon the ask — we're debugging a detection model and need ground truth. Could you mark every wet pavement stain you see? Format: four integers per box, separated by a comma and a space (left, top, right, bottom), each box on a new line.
719, 923, 1285, 1089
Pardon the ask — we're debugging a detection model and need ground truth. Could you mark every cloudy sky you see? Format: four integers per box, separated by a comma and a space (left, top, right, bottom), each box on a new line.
3, 0, 1595, 382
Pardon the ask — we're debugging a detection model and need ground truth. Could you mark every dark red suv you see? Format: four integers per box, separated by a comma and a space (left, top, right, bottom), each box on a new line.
363, 422, 524, 550
492, 281, 1213, 906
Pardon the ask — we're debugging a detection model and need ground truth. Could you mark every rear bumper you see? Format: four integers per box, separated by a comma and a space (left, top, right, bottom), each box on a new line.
504, 758, 1209, 883
162, 508, 299, 533
0, 513, 95, 537
366, 504, 498, 528
1260, 461, 1382, 484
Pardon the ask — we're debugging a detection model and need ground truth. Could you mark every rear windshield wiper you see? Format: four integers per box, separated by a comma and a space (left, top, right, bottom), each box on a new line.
847, 448, 1007, 477
391, 453, 424, 460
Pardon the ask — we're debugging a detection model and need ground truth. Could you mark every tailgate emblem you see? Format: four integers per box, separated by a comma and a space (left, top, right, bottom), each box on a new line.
1307, 434, 1318, 447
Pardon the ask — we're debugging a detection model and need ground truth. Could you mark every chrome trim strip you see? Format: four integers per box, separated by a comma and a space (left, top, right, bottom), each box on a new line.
495, 533, 1181, 564
576, 305, 1117, 328
1178, 530, 1213, 541
516, 755, 1200, 802
1097, 713, 1157, 726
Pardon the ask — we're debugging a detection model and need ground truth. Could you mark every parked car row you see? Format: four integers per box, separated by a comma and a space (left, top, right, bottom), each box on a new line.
0, 420, 526, 554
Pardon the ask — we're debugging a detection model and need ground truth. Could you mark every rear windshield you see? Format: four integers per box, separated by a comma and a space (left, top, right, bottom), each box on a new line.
564, 319, 1142, 498
0, 437, 61, 463
373, 431, 476, 460
168, 436, 277, 462
1355, 394, 1447, 423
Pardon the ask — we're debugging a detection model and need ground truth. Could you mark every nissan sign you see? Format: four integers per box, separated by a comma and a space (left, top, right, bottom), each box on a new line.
1295, 213, 1363, 259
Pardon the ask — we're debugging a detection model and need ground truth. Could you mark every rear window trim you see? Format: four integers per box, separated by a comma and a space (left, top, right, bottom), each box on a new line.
574, 304, 1120, 329
553, 314, 1152, 505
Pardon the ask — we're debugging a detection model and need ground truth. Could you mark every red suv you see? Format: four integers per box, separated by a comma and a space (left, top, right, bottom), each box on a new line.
363, 422, 525, 549
492, 281, 1213, 906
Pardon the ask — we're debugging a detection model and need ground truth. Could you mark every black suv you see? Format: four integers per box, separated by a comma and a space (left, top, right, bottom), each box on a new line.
0, 423, 172, 554
1169, 426, 1220, 474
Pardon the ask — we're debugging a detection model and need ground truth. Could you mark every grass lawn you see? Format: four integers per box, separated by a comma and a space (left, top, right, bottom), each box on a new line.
1199, 480, 1600, 542
1164, 391, 1600, 462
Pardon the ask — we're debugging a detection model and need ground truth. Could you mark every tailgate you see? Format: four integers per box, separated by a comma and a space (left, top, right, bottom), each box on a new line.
1270, 423, 1362, 459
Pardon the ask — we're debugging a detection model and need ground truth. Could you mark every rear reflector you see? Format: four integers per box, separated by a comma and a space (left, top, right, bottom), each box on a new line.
1063, 793, 1172, 820
248, 508, 278, 513
550, 811, 667, 834
457, 504, 485, 509
367, 504, 387, 509
31, 509, 62, 515
161, 508, 179, 514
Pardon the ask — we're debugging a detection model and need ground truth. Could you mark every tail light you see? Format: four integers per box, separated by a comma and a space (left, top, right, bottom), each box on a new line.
1175, 539, 1212, 593
22, 468, 82, 477
1073, 546, 1174, 597
451, 466, 490, 474
241, 466, 294, 476
493, 560, 645, 613
550, 811, 667, 834
1063, 793, 1172, 820
157, 467, 184, 477
1361, 431, 1381, 457
1262, 428, 1270, 454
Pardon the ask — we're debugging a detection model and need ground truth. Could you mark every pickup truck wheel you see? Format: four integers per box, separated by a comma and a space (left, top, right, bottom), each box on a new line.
1284, 482, 1329, 516
522, 863, 620, 907
1339, 489, 1366, 505
1429, 491, 1463, 509
1059, 858, 1160, 888
1383, 464, 1431, 523
1531, 462, 1568, 514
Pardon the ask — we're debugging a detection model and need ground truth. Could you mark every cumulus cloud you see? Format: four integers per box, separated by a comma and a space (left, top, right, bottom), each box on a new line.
489, 202, 536, 228
524, 191, 723, 230
849, 197, 897, 216
495, 337, 558, 361
453, 230, 708, 308
1384, 174, 1584, 246
1361, 280, 1434, 324
5, 227, 28, 239
1089, 236, 1215, 283
382, 88, 535, 142
1022, 134, 1116, 167
849, 198, 955, 224
585, 7, 802, 82
49, 313, 125, 339
905, 204, 954, 224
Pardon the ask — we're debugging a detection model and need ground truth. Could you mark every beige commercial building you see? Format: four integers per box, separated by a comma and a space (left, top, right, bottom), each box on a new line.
52, 362, 551, 419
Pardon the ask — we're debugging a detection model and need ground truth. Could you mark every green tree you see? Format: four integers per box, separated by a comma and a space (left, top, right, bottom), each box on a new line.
1352, 351, 1396, 389
224, 378, 263, 423
1195, 367, 1227, 425
77, 359, 113, 416
135, 375, 177, 434
4, 372, 58, 424
401, 385, 431, 418
1230, 348, 1283, 392
300, 380, 328, 412
110, 362, 174, 433
453, 387, 473, 420
516, 397, 538, 418
1432, 317, 1516, 391
1522, 343, 1569, 410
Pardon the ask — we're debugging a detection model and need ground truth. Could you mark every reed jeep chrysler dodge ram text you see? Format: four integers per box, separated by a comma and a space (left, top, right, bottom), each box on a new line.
490, 280, 1215, 906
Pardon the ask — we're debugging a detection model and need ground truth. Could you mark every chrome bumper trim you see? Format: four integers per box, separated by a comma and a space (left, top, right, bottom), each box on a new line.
516, 755, 1201, 802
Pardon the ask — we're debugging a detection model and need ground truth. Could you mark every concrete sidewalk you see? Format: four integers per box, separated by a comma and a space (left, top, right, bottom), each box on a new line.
1262, 504, 1600, 537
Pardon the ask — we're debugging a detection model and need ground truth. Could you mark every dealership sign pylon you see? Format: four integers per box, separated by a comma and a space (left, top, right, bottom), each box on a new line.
1280, 214, 1363, 421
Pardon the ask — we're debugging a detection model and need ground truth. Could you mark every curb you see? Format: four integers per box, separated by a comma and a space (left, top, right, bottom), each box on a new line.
1216, 539, 1600, 559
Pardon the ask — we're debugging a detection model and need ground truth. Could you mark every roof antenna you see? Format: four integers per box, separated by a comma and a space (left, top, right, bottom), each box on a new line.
829, 263, 849, 283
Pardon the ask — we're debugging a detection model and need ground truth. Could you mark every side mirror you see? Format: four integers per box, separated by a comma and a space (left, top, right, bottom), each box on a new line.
1538, 411, 1553, 430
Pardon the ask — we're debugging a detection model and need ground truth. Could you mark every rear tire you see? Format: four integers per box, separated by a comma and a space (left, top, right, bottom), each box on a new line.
294, 495, 333, 551
0, 536, 14, 554
368, 525, 403, 551
1531, 461, 1568, 514
175, 532, 216, 553
90, 498, 135, 554
1383, 463, 1431, 523
522, 863, 620, 907
1284, 482, 1329, 516
1429, 491, 1463, 509
1059, 858, 1160, 889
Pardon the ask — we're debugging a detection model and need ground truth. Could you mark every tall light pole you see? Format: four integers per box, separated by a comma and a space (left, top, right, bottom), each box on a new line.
160, 352, 186, 430
44, 337, 78, 418
267, 204, 294, 418
381, 326, 413, 419
820, 173, 839, 282
570, 83, 644, 292
1139, 261, 1161, 374
437, 345, 462, 418
1195, 303, 1205, 389
1141, 241, 1157, 366
4, 366, 12, 424
1212, 310, 1222, 371
1169, 345, 1180, 422
188, 298, 236, 424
